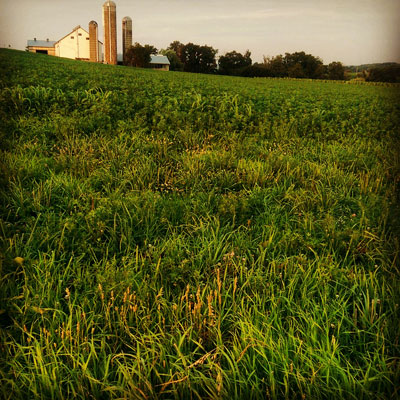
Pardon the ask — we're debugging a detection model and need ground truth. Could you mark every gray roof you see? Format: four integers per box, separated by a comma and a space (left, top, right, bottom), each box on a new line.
150, 55, 170, 65
27, 40, 56, 48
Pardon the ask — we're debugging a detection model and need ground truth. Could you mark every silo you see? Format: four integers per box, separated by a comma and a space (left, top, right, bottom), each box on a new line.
89, 21, 99, 62
103, 0, 117, 65
122, 16, 132, 64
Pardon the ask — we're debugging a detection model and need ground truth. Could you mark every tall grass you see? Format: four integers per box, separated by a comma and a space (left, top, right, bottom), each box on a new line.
0, 49, 399, 399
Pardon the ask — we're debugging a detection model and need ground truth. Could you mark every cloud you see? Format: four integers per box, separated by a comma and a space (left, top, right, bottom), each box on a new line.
162, 7, 342, 24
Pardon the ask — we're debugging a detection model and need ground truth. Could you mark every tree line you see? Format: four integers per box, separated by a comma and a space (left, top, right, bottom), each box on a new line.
123, 41, 399, 82
364, 64, 400, 83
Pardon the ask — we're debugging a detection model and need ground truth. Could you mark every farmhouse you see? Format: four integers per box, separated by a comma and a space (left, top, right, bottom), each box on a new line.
27, 39, 56, 55
149, 55, 170, 71
54, 26, 103, 61
28, 26, 102, 61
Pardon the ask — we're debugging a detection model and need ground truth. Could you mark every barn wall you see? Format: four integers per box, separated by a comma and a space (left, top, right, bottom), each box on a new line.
150, 64, 170, 71
56, 27, 90, 60
28, 46, 55, 56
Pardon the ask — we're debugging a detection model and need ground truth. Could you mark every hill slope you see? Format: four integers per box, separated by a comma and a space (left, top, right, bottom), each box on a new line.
345, 62, 399, 72
1, 49, 400, 399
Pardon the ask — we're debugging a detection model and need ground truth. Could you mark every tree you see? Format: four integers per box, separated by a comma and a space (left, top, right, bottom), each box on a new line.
180, 43, 218, 74
160, 49, 184, 71
288, 63, 305, 78
240, 63, 272, 77
262, 52, 325, 79
124, 42, 157, 68
168, 41, 185, 61
327, 61, 345, 80
283, 52, 324, 79
365, 64, 400, 83
218, 50, 252, 75
167, 41, 219, 74
315, 64, 328, 79
263, 55, 286, 77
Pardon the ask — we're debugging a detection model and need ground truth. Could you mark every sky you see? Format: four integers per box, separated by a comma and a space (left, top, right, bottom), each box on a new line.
0, 0, 399, 65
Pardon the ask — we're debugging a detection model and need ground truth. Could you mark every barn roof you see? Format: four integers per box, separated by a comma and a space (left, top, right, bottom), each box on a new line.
27, 40, 56, 48
52, 26, 103, 45
150, 55, 170, 65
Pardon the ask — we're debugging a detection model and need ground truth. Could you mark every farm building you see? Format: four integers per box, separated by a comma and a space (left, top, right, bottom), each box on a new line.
89, 21, 101, 63
103, 1, 117, 65
149, 55, 170, 71
27, 39, 56, 55
26, 2, 166, 68
122, 16, 133, 64
54, 26, 103, 61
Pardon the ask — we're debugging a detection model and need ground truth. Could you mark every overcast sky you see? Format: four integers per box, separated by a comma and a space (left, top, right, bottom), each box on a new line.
1, 0, 399, 65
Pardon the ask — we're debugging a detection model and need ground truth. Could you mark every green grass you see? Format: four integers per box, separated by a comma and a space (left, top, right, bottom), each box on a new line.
0, 48, 399, 399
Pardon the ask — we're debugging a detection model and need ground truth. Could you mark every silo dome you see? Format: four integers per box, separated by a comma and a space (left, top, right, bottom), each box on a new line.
103, 1, 116, 7
89, 20, 98, 27
122, 16, 132, 22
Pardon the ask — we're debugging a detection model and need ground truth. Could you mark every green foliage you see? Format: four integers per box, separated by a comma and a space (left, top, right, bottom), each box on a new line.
262, 55, 287, 77
244, 54, 345, 80
0, 48, 399, 399
168, 40, 185, 59
283, 52, 324, 79
218, 50, 252, 75
124, 42, 158, 68
255, 52, 325, 79
345, 62, 399, 73
328, 62, 345, 80
160, 49, 184, 71
182, 43, 218, 74
366, 64, 400, 83
168, 41, 218, 74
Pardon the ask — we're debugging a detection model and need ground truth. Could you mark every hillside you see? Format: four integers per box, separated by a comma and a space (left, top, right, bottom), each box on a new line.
1, 49, 399, 399
345, 62, 399, 72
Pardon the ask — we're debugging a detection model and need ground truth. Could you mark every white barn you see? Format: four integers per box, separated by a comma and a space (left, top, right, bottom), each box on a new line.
55, 26, 103, 61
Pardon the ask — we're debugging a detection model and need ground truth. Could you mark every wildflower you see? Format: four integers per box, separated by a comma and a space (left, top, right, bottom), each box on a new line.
14, 257, 24, 266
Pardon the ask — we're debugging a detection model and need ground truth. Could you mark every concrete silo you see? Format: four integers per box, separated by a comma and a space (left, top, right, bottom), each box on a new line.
122, 16, 132, 64
89, 21, 99, 62
103, 0, 117, 65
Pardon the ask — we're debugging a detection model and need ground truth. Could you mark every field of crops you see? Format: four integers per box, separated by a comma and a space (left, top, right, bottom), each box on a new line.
0, 48, 399, 399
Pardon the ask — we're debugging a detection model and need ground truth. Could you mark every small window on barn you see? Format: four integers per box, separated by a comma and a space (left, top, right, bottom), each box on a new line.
86, 37, 90, 40
78, 33, 82, 36
71, 36, 74, 39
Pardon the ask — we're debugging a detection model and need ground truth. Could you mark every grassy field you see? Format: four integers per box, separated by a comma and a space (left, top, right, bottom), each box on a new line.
0, 48, 399, 399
